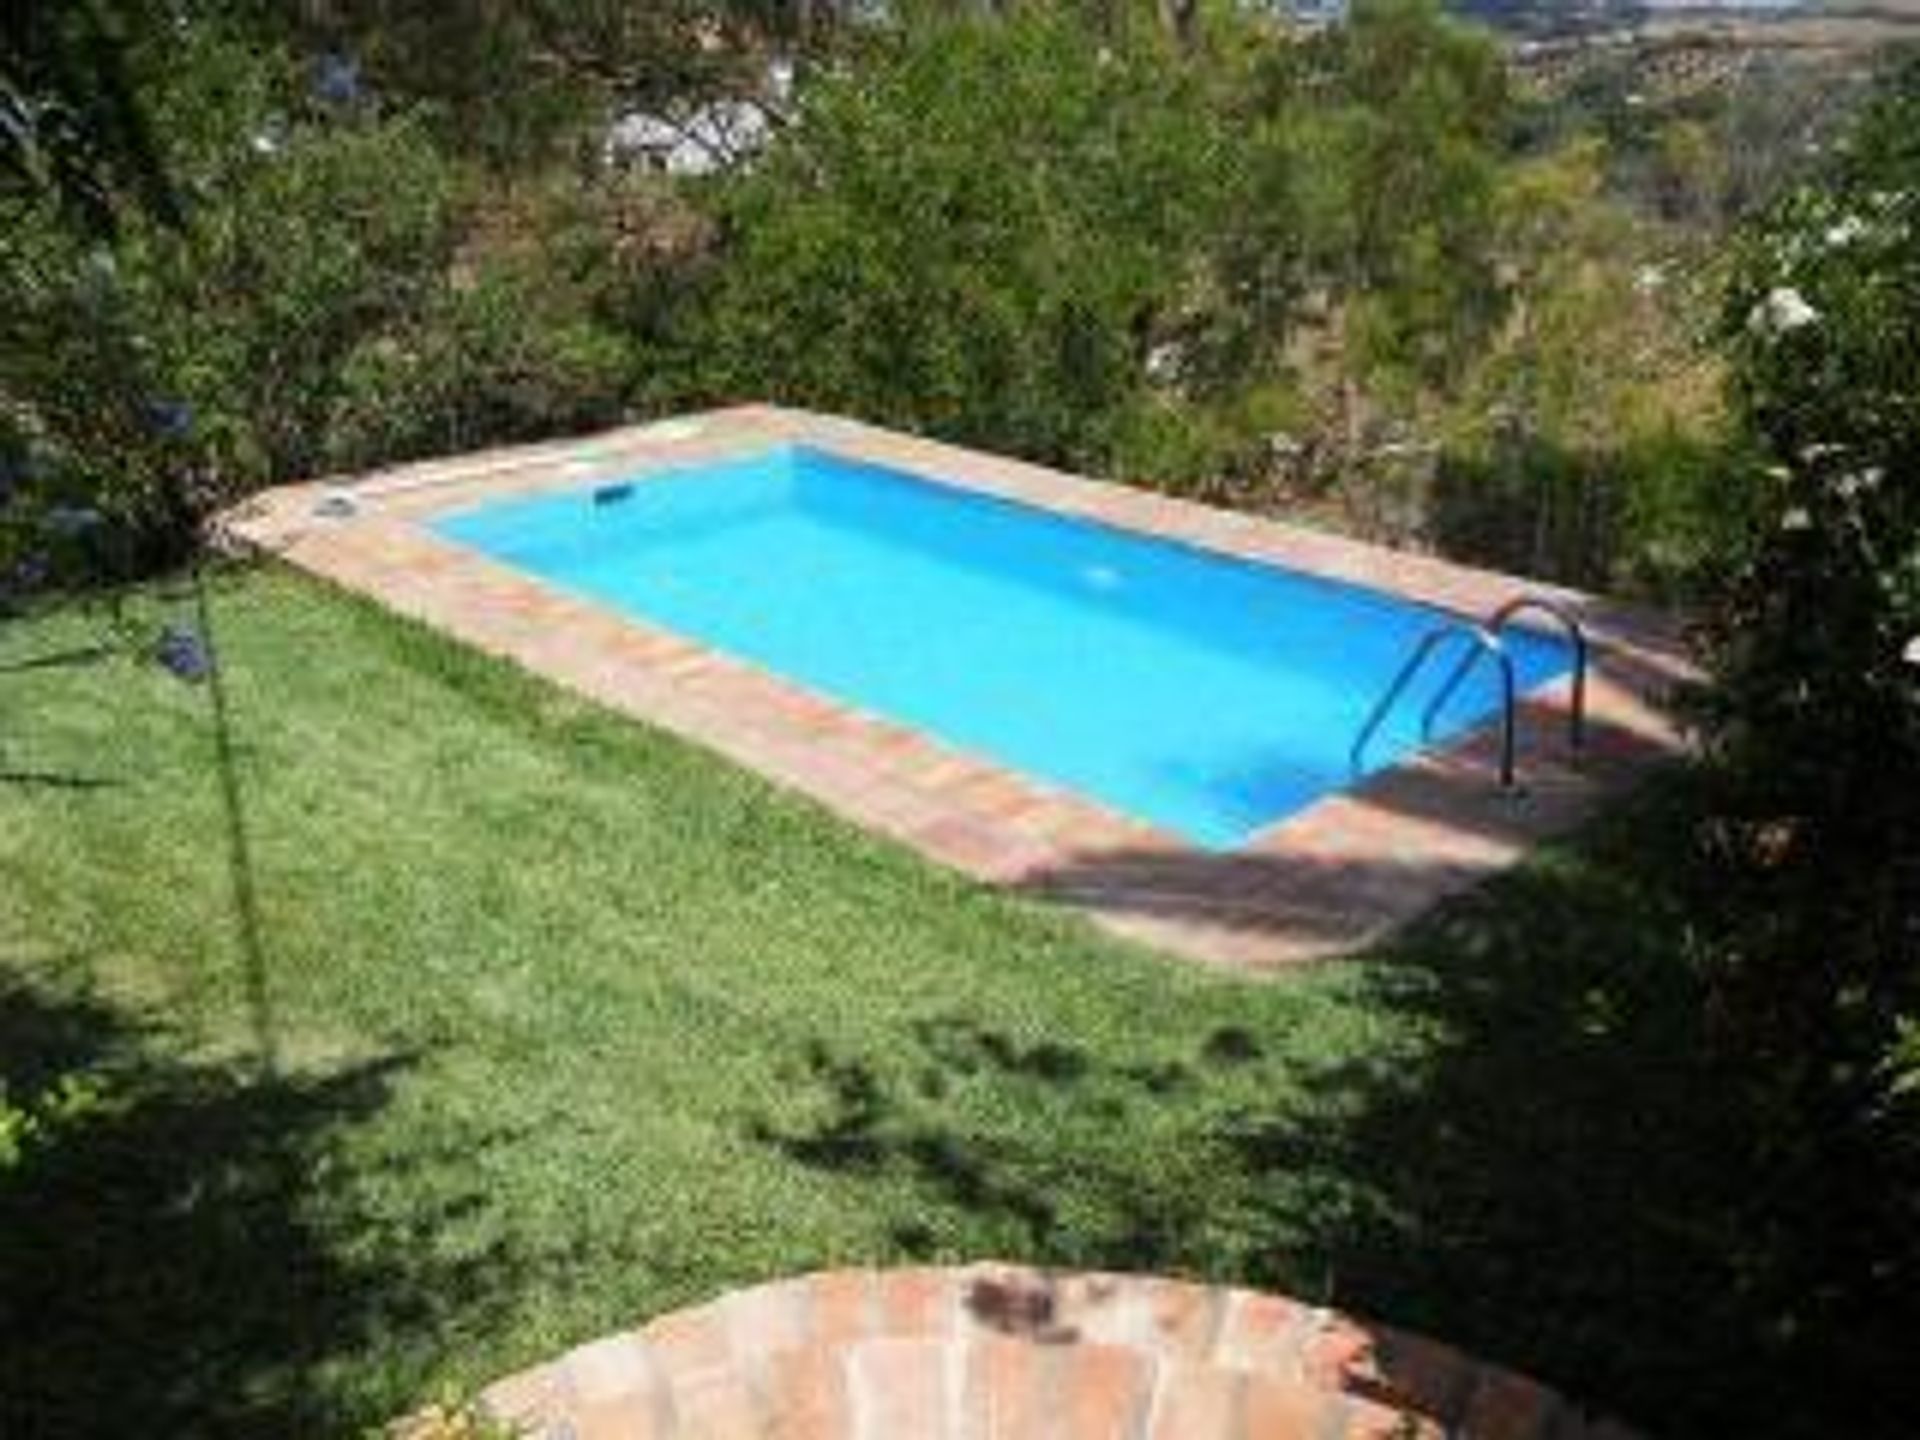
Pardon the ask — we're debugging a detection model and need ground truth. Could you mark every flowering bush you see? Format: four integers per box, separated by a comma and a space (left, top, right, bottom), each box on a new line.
1695, 52, 1920, 1391
1709, 55, 1920, 915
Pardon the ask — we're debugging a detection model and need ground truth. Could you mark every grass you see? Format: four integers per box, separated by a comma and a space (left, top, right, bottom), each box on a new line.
0, 565, 1783, 1437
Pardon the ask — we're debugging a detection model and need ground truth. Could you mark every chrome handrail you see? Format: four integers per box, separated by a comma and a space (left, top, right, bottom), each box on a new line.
1351, 622, 1517, 789
1421, 595, 1588, 752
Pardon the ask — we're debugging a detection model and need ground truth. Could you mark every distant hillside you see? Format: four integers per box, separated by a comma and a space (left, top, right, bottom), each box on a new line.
1445, 0, 1920, 40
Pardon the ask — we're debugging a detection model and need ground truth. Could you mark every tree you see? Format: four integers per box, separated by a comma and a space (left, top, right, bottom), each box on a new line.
1, 0, 179, 235
690, 8, 1228, 473
2, 8, 643, 576
258, 1, 809, 172
1283, 0, 1510, 398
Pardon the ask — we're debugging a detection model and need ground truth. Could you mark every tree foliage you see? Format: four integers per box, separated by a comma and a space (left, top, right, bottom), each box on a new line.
3, 20, 455, 564
691, 8, 1230, 473
1, 7, 652, 575
1, 0, 180, 234
4, 0, 1763, 596
258, 0, 785, 170
1428, 140, 1740, 594
1278, 0, 1511, 393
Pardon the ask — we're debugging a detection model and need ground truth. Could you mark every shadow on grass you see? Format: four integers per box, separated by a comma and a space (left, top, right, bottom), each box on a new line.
751, 1028, 1197, 1274
752, 781, 1899, 1438
0, 770, 122, 789
0, 644, 116, 675
0, 975, 490, 1438
1256, 819, 1754, 1435
193, 563, 279, 1073
0, 645, 122, 790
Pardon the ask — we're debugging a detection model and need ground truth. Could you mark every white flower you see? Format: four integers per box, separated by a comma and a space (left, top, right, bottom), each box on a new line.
251, 130, 280, 156
1780, 506, 1813, 532
1833, 467, 1883, 498
1144, 342, 1184, 384
1633, 264, 1666, 294
1905, 635, 1920, 667
1824, 216, 1867, 248
1751, 286, 1818, 336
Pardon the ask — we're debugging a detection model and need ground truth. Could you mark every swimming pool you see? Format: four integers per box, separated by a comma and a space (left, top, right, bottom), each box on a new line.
435, 444, 1573, 848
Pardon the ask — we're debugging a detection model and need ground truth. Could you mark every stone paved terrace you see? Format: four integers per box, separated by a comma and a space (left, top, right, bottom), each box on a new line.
427, 1264, 1641, 1440
224, 406, 1694, 972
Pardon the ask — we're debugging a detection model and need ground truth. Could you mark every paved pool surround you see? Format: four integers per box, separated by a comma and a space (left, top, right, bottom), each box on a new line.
225, 406, 1690, 972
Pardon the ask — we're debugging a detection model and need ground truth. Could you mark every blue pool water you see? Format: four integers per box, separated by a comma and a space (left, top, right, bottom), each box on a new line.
435, 445, 1572, 847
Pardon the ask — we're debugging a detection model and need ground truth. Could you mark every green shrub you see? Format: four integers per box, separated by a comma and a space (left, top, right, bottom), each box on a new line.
1411, 137, 1743, 595
1266, 0, 1511, 397
687, 9, 1230, 475
1, 20, 459, 563
2, 17, 655, 574
327, 265, 632, 472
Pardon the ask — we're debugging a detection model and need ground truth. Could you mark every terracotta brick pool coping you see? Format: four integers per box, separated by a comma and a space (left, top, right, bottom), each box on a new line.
226, 405, 1692, 972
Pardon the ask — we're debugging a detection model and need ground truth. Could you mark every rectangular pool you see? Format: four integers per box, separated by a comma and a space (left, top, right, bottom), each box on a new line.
434, 445, 1573, 848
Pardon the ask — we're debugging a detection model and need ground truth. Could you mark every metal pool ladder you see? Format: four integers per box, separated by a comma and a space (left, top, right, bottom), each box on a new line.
1349, 594, 1590, 791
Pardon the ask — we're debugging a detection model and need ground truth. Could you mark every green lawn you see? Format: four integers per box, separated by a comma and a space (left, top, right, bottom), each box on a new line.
2, 567, 1760, 1437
